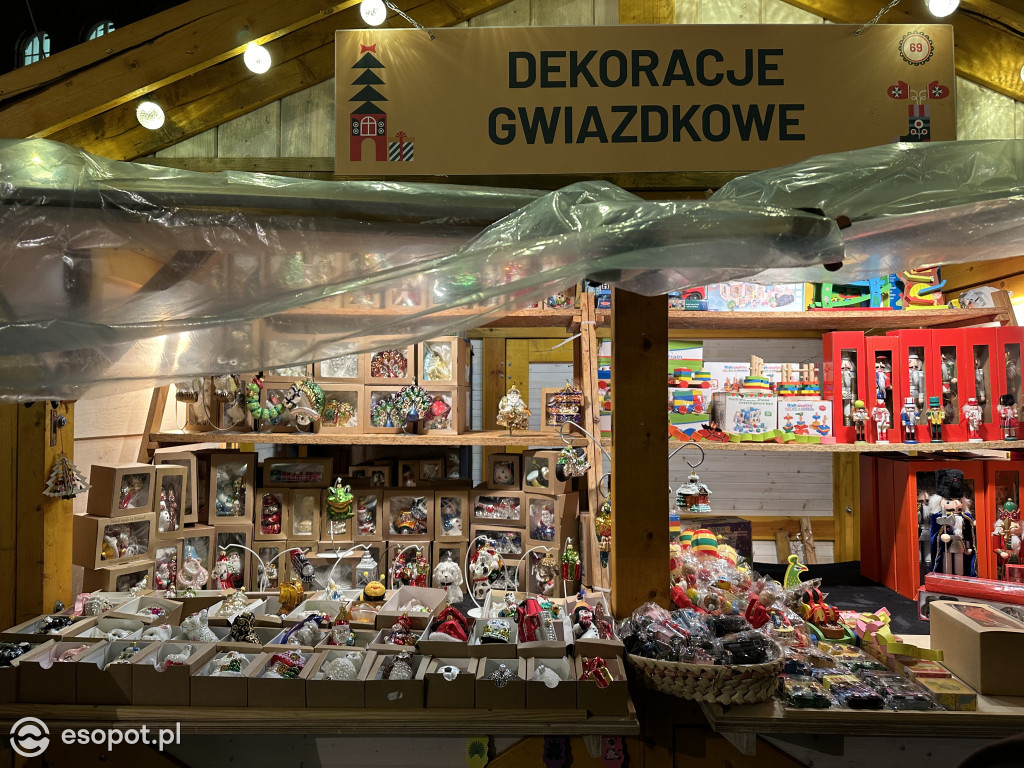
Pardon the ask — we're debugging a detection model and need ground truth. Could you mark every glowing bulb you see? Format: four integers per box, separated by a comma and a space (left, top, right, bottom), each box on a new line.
926, 0, 959, 17
243, 42, 271, 74
135, 101, 165, 130
1020, 64, 1024, 85
361, 0, 387, 26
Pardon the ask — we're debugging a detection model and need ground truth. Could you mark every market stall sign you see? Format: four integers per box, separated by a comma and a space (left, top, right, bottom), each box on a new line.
335, 25, 954, 176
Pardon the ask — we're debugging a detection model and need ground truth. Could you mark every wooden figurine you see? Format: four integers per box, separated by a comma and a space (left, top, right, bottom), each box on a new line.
900, 396, 920, 444
871, 398, 891, 444
961, 397, 983, 442
851, 399, 869, 443
999, 393, 1019, 441
925, 396, 945, 443
928, 469, 976, 577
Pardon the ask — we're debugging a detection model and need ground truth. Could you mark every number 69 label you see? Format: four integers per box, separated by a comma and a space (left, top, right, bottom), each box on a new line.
900, 31, 934, 66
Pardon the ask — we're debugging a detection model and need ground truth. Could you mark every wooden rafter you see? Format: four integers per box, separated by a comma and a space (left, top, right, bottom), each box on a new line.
782, 0, 1024, 103
6, 0, 515, 159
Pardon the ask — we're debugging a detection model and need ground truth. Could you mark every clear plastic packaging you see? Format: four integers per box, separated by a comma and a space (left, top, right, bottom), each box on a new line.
781, 675, 835, 709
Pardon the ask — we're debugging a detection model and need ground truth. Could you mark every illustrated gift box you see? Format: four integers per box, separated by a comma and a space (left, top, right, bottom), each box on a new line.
822, 331, 867, 442
87, 463, 156, 517
417, 336, 472, 387
74, 512, 156, 569
206, 451, 257, 523
262, 457, 333, 488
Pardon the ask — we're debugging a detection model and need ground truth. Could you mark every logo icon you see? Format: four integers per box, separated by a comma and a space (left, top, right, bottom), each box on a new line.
10, 717, 49, 758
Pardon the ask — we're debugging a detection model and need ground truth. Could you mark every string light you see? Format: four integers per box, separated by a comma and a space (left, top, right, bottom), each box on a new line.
243, 42, 272, 74
926, 0, 959, 17
360, 0, 387, 25
136, 101, 165, 130
1019, 64, 1024, 85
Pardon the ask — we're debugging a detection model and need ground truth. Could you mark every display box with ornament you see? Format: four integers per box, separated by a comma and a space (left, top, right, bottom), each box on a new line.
262, 457, 333, 488
539, 384, 585, 433
319, 385, 362, 433
419, 386, 470, 435
387, 274, 429, 310
476, 658, 527, 709
470, 524, 524, 560
191, 650, 263, 708
152, 540, 183, 593
152, 451, 199, 525
365, 652, 427, 709
87, 463, 156, 517
432, 541, 467, 597
254, 544, 285, 590
80, 561, 154, 594
520, 550, 561, 598
321, 482, 356, 543
472, 491, 524, 527
865, 334, 903, 443
576, 654, 629, 716
486, 453, 521, 490
396, 459, 420, 488
418, 336, 471, 387
207, 452, 257, 523
288, 488, 321, 541
133, 644, 218, 707
348, 464, 392, 488
314, 349, 364, 384
181, 524, 215, 590
995, 326, 1024, 437
384, 490, 434, 539
305, 649, 374, 708
246, 649, 317, 708
386, 541, 432, 589
257, 378, 322, 435
424, 657, 477, 708
522, 450, 575, 496
74, 511, 156, 570
963, 326, 1000, 441
363, 386, 408, 435
418, 458, 446, 484
351, 488, 384, 542
365, 345, 416, 386
525, 492, 579, 549
435, 490, 469, 541
14, 640, 102, 703
153, 465, 187, 539
256, 489, 289, 541
525, 656, 577, 710
211, 522, 253, 591
822, 331, 868, 443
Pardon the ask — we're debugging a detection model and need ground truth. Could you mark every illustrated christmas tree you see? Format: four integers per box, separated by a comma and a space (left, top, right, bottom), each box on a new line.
352, 49, 386, 115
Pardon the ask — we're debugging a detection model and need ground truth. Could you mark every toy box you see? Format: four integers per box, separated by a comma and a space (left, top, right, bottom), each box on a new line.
706, 282, 804, 312
724, 394, 778, 439
676, 515, 753, 561
930, 600, 1024, 696
822, 331, 868, 443
778, 400, 833, 441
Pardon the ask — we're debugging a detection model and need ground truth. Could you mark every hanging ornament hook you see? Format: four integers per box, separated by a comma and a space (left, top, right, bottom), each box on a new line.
667, 441, 705, 468
559, 420, 611, 464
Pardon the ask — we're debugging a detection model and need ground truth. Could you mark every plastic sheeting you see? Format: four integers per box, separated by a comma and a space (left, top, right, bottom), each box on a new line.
3, 137, 1024, 400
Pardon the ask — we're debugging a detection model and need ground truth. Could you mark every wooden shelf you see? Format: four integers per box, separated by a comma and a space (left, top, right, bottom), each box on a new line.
150, 429, 584, 448
0, 704, 639, 736
278, 306, 578, 329
589, 307, 1008, 333
599, 439, 1024, 454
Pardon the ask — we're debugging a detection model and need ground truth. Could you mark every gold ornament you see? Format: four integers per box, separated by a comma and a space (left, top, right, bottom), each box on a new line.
496, 385, 532, 433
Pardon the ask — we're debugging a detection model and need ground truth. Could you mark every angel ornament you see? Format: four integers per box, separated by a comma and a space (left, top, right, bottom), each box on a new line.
496, 385, 531, 434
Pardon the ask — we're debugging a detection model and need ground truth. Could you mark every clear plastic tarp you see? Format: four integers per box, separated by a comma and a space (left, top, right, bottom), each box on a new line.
2, 137, 1024, 400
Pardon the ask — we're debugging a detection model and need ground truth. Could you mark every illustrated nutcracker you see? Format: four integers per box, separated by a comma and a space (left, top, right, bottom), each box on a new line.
925, 396, 944, 443
851, 399, 869, 443
992, 500, 1021, 580
962, 397, 983, 442
928, 469, 976, 577
871, 398, 891, 444
900, 396, 919, 444
999, 393, 1019, 441
907, 352, 925, 409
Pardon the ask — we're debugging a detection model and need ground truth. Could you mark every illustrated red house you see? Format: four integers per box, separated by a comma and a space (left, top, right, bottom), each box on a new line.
350, 50, 387, 161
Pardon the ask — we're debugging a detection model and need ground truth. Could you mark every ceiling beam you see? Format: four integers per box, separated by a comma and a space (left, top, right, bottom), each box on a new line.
45, 0, 515, 160
0, 0, 362, 139
782, 0, 1024, 103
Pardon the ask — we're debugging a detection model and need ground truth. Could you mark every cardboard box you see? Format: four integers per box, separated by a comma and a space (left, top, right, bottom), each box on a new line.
676, 515, 753, 561
109, 595, 184, 626
15, 639, 101, 703
468, 617, 518, 660
417, 337, 471, 387
929, 600, 1024, 695
314, 349, 364, 384
724, 393, 778, 438
475, 658, 527, 709
75, 640, 158, 705
153, 451, 199, 525
517, 616, 571, 659
154, 465, 188, 539
348, 464, 392, 488
2, 613, 96, 643
152, 540, 183, 593
190, 648, 262, 707
418, 458, 447, 484
80, 561, 154, 594
470, 524, 524, 560
86, 463, 156, 517
365, 345, 416, 386
72, 617, 146, 643
351, 488, 384, 542
362, 385, 407, 434
526, 656, 577, 710
246, 649, 316, 707
182, 524, 215, 589
486, 453, 522, 491
420, 386, 471, 435
425, 656, 477, 708
519, 551, 561, 598
435, 490, 469, 541
387, 274, 429, 311
384, 490, 434, 539
778, 400, 833, 441
207, 452, 257, 523
217, 626, 293, 653
0, 640, 51, 704
471, 491, 525, 527
364, 652, 427, 708
539, 387, 585, 433
206, 597, 268, 628
74, 511, 156, 569
284, 599, 348, 628
212, 522, 254, 591
254, 544, 285, 590
288, 489, 321, 541
919, 675, 978, 711
525, 492, 579, 549
569, 594, 624, 658
344, 289, 383, 310
262, 457, 333, 488
522, 450, 575, 497
258, 378, 322, 435
319, 385, 363, 433
576, 654, 629, 715
255, 489, 290, 541
375, 586, 448, 630
396, 459, 421, 488
305, 649, 373, 707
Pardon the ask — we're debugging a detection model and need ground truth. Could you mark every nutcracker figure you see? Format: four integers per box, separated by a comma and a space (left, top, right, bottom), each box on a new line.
900, 396, 920, 444
962, 397, 983, 442
992, 500, 1021, 580
925, 396, 944, 443
871, 398, 891, 444
875, 357, 891, 402
975, 354, 988, 407
999, 393, 1018, 441
841, 356, 855, 424
851, 399, 869, 443
928, 468, 977, 577
907, 353, 925, 409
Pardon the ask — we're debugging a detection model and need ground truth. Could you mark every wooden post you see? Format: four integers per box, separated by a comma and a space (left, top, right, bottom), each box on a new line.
0, 405, 16, 631
832, 453, 860, 562
8, 402, 76, 621
577, 296, 606, 588
610, 289, 669, 615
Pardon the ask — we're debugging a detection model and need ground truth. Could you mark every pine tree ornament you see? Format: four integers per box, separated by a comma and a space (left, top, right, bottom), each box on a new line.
43, 455, 91, 500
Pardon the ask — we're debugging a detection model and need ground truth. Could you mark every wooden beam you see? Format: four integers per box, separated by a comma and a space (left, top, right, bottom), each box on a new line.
832, 453, 860, 562
0, 0, 365, 140
781, 0, 1024, 103
942, 256, 1024, 294
610, 289, 669, 615
46, 0, 517, 159
749, 516, 835, 542
0, 405, 16, 632
619, 0, 675, 25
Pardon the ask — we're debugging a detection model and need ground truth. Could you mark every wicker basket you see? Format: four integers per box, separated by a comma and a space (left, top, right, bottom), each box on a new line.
627, 645, 784, 705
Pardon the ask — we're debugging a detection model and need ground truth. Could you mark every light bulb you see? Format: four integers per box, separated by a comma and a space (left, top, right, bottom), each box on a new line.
361, 0, 387, 26
243, 42, 271, 74
926, 0, 959, 17
136, 101, 165, 130
1020, 64, 1024, 85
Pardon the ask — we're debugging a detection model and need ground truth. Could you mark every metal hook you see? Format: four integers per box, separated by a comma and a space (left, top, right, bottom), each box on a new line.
668, 441, 705, 468
558, 420, 611, 464
598, 472, 611, 500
